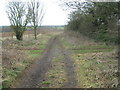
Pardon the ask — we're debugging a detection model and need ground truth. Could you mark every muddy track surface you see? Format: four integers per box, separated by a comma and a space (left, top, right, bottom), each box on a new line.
11, 36, 76, 88
56, 37, 76, 88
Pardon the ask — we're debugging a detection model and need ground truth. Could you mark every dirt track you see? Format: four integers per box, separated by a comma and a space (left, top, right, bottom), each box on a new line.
11, 35, 76, 88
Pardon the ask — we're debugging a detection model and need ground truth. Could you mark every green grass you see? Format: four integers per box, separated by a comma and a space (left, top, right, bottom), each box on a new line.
61, 35, 117, 88
2, 42, 47, 88
72, 52, 118, 88
2, 49, 45, 88
2, 51, 44, 88
61, 39, 73, 49
72, 45, 113, 49
40, 54, 67, 88
61, 36, 114, 50
2, 68, 22, 88
2, 80, 11, 88
29, 50, 44, 54
2, 31, 63, 88
72, 48, 113, 54
41, 81, 51, 85
61, 37, 113, 53
29, 50, 44, 58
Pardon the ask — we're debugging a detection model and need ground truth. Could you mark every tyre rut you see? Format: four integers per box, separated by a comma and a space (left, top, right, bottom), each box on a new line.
56, 37, 77, 88
11, 36, 77, 88
11, 37, 57, 88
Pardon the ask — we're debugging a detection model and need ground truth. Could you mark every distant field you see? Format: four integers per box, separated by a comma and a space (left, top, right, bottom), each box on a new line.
1, 29, 64, 38
0, 26, 64, 33
1, 31, 33, 37
0, 25, 64, 38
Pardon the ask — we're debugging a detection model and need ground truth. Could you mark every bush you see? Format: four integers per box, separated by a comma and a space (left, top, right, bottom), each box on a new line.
66, 2, 118, 44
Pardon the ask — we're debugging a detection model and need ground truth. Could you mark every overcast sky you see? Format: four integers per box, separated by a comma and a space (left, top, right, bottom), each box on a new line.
0, 0, 69, 26
1, 0, 118, 26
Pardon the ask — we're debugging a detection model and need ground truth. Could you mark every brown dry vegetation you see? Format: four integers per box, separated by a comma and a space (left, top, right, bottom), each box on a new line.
1, 29, 62, 37
60, 31, 118, 88
1, 29, 118, 88
2, 30, 63, 88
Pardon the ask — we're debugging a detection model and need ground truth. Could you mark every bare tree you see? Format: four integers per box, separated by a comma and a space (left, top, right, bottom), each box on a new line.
6, 1, 31, 40
29, 0, 45, 39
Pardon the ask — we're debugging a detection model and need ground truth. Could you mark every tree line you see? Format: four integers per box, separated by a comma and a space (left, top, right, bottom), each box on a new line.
6, 0, 45, 40
65, 1, 119, 44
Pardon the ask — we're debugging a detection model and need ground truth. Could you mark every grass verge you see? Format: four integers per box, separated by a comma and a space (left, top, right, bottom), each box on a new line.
72, 52, 118, 88
61, 35, 118, 88
40, 55, 67, 88
2, 31, 60, 88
